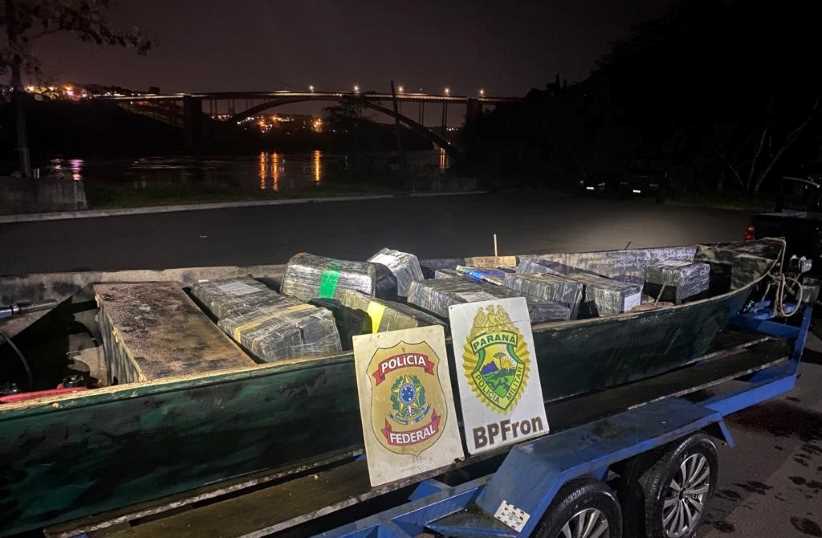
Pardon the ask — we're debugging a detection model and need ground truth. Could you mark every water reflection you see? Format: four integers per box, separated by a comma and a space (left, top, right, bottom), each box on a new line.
313, 150, 322, 184
258, 151, 282, 191
438, 148, 448, 171
46, 150, 450, 193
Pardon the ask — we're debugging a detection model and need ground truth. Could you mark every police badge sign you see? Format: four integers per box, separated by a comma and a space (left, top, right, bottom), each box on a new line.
353, 326, 463, 486
449, 297, 549, 455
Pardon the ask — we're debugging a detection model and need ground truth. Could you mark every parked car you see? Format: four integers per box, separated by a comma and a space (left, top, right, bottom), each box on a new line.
580, 167, 667, 202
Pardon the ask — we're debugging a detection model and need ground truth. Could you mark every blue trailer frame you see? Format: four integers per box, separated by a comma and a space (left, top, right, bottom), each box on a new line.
319, 305, 813, 538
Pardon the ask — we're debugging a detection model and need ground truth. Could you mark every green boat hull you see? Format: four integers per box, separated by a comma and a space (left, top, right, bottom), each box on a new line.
0, 242, 775, 535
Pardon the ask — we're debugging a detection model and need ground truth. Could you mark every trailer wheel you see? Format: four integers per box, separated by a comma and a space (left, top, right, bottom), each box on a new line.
634, 433, 719, 538
533, 478, 622, 538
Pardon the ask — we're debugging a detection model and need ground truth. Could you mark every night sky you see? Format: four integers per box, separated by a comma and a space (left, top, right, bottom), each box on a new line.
34, 0, 670, 97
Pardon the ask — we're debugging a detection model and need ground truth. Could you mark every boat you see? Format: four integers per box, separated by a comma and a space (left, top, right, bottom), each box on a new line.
0, 238, 786, 535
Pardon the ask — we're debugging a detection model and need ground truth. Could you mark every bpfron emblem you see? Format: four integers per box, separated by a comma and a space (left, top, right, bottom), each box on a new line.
463, 304, 531, 413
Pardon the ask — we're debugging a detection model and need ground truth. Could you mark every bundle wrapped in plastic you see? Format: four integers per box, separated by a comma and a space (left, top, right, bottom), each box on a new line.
407, 278, 570, 322
567, 272, 642, 317
218, 302, 342, 362
367, 248, 424, 297
456, 265, 511, 286
280, 253, 382, 302
191, 277, 287, 319
644, 261, 710, 303
503, 272, 585, 319
434, 268, 462, 279
517, 258, 585, 277
336, 289, 445, 333
309, 298, 372, 350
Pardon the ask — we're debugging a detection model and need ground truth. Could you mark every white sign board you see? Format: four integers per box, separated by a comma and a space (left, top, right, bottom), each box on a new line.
449, 297, 549, 454
353, 325, 464, 487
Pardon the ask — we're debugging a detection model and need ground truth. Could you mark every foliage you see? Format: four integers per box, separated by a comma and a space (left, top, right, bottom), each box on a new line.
1, 0, 150, 83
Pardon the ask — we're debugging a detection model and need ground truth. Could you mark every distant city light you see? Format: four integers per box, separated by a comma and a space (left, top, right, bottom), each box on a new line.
444, 87, 450, 96
353, 84, 360, 93
479, 88, 485, 97
25, 85, 34, 92
397, 85, 404, 93
309, 85, 315, 92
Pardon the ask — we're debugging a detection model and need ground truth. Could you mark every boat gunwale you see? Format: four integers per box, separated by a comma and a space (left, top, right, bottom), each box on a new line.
0, 239, 783, 416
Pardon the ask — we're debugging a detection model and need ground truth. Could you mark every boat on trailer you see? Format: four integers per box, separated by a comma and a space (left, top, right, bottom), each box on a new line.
0, 238, 789, 535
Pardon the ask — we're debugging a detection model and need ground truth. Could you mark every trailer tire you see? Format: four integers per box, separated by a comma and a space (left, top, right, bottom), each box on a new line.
630, 433, 718, 538
533, 478, 622, 538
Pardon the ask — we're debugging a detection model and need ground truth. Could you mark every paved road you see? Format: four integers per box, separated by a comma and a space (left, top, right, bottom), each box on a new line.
0, 192, 751, 274
700, 348, 822, 537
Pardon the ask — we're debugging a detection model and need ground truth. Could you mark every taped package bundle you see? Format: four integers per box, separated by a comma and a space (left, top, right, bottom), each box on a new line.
644, 261, 710, 303
192, 277, 343, 362
336, 289, 446, 333
280, 253, 383, 302
191, 277, 287, 319
567, 272, 642, 317
95, 282, 256, 384
367, 248, 424, 297
517, 258, 584, 277
456, 265, 512, 286
503, 272, 584, 319
309, 298, 372, 350
218, 302, 342, 362
463, 255, 518, 268
407, 278, 570, 322
434, 268, 462, 279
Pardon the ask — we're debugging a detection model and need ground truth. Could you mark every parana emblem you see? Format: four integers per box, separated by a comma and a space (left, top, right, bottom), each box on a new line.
463, 304, 530, 413
367, 341, 447, 456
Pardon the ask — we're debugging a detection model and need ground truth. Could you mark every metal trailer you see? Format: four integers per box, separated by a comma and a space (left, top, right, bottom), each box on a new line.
48, 304, 812, 538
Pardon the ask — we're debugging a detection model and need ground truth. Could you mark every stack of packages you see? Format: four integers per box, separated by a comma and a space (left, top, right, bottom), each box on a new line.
407, 278, 571, 322
503, 272, 585, 319
367, 248, 424, 297
518, 258, 642, 316
644, 261, 710, 303
191, 277, 342, 363
335, 289, 445, 333
280, 252, 384, 301
95, 282, 256, 384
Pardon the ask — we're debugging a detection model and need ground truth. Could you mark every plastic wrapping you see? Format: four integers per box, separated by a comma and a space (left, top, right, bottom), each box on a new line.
517, 258, 582, 276
567, 272, 642, 317
367, 248, 424, 297
644, 261, 710, 303
455, 265, 512, 285
434, 268, 462, 279
192, 277, 343, 362
280, 252, 381, 302
407, 278, 570, 322
191, 277, 288, 319
503, 272, 585, 319
218, 303, 342, 362
309, 298, 372, 350
336, 288, 446, 332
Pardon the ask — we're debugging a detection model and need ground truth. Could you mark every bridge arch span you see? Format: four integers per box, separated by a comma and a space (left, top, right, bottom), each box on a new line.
229, 96, 459, 157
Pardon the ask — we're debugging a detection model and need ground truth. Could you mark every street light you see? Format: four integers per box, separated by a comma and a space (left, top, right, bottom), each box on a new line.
353, 84, 360, 93
309, 85, 315, 92
444, 87, 450, 96
397, 85, 404, 93
479, 88, 485, 97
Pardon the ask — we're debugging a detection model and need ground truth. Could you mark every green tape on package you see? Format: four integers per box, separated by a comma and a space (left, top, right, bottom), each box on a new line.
318, 267, 341, 298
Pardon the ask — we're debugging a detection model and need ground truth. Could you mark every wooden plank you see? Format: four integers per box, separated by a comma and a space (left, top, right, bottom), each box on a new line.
95, 282, 256, 383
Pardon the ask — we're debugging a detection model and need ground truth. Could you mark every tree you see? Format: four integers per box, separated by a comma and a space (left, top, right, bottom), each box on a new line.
1, 0, 150, 177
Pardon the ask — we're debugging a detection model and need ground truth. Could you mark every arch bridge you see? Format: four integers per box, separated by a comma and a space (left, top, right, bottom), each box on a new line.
98, 90, 521, 157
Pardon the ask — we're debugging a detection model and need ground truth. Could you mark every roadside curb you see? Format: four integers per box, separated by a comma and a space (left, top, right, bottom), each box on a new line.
0, 190, 488, 224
